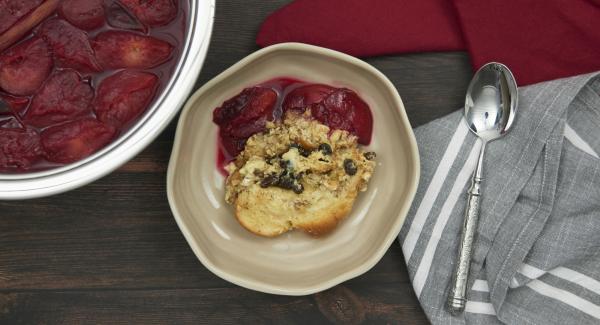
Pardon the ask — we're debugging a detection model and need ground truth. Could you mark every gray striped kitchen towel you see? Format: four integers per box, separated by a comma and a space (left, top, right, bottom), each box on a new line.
398, 72, 600, 325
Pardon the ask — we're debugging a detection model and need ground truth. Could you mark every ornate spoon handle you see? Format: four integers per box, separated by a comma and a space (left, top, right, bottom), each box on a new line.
447, 142, 486, 314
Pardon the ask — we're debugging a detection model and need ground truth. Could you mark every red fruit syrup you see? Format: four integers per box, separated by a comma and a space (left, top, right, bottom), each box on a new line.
213, 78, 374, 175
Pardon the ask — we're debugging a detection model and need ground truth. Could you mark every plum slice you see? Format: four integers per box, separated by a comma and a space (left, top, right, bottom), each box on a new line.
58, 0, 106, 30
0, 0, 59, 52
0, 37, 53, 96
94, 70, 158, 128
0, 127, 43, 169
38, 19, 102, 72
92, 31, 173, 69
282, 84, 336, 112
310, 89, 373, 145
41, 118, 117, 163
282, 85, 373, 145
0, 0, 43, 35
213, 86, 278, 157
118, 0, 177, 26
213, 87, 278, 127
24, 70, 94, 128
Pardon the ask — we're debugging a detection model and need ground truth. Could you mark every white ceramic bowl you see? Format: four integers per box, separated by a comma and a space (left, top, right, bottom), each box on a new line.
167, 43, 420, 295
0, 0, 214, 199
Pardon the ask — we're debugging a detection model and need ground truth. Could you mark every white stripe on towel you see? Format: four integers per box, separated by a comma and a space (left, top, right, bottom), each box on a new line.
510, 277, 520, 288
550, 268, 600, 296
402, 121, 470, 260
564, 124, 599, 158
511, 263, 600, 319
517, 263, 546, 279
465, 301, 497, 315
515, 263, 600, 296
472, 279, 490, 292
527, 281, 600, 319
413, 140, 482, 297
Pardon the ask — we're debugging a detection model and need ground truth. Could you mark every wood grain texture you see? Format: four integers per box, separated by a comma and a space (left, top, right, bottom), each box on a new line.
0, 284, 428, 324
0, 0, 473, 323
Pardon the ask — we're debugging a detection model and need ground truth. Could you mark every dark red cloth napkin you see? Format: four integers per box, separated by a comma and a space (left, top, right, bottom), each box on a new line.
257, 0, 600, 85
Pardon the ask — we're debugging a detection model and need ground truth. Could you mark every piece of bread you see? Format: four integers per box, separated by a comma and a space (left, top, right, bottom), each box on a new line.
224, 112, 376, 237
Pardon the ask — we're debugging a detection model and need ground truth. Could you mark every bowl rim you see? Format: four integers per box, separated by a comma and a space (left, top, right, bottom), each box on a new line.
167, 42, 421, 295
0, 0, 215, 199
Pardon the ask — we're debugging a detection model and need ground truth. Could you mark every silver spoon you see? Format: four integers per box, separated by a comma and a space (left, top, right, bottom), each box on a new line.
447, 62, 518, 314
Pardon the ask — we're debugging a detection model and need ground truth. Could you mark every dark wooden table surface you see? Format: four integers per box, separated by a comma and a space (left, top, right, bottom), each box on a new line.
0, 1, 473, 324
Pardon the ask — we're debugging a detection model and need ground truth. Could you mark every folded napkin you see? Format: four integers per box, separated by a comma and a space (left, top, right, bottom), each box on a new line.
399, 72, 600, 324
257, 0, 464, 57
257, 0, 600, 85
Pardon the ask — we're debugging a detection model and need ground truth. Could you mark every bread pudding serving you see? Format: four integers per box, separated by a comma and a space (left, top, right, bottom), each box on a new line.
213, 78, 376, 237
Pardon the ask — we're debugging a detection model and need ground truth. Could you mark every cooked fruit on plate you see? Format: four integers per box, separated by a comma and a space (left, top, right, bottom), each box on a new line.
213, 78, 376, 237
0, 0, 186, 172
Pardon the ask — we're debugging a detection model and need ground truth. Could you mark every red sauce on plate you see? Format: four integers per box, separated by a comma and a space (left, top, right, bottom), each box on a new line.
0, 0, 188, 172
213, 78, 374, 174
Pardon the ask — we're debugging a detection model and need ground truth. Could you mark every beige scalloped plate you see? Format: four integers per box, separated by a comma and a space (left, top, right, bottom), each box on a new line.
167, 43, 420, 295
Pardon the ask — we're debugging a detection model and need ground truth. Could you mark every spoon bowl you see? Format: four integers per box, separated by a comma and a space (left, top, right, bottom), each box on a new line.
464, 62, 518, 142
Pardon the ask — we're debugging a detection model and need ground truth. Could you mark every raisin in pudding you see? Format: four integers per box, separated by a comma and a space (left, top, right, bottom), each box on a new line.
0, 0, 186, 172
213, 79, 376, 237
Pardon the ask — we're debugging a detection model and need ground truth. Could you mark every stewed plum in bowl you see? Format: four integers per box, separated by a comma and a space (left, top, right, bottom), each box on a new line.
0, 0, 214, 199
